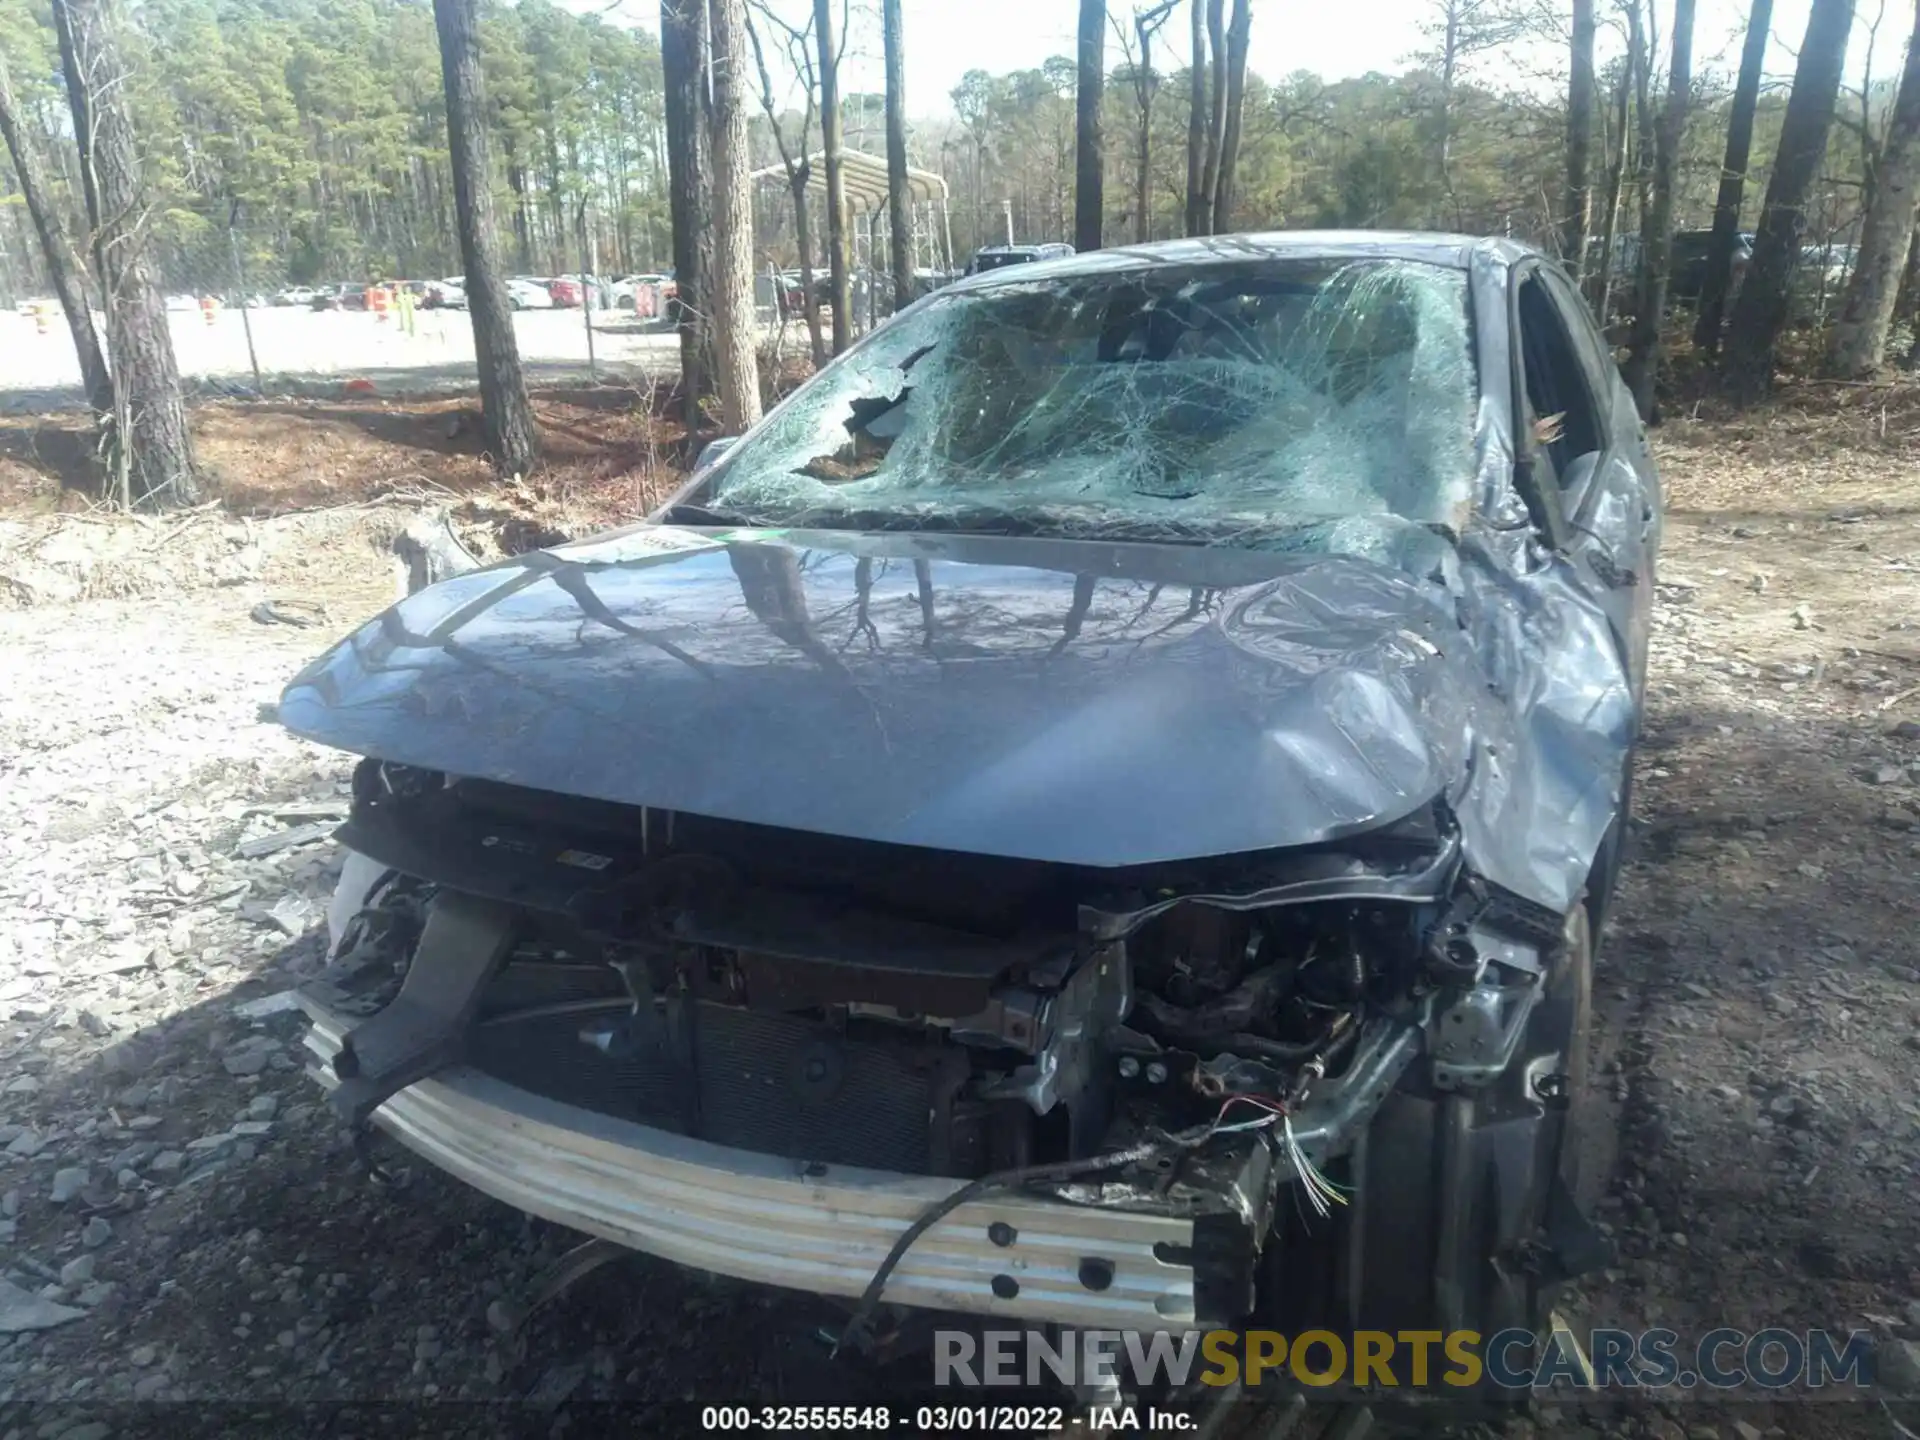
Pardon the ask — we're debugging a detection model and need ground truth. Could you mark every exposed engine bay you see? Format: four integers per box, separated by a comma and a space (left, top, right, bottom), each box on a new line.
307, 757, 1571, 1327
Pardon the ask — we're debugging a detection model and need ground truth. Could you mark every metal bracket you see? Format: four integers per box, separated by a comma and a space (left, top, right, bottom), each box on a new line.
328, 890, 518, 1125
1429, 979, 1540, 1091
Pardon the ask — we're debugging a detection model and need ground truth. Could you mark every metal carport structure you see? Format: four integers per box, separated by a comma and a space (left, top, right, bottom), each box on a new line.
749, 148, 954, 333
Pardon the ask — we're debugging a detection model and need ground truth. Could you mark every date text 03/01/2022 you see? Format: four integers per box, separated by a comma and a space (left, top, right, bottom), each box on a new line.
700, 1404, 1170, 1432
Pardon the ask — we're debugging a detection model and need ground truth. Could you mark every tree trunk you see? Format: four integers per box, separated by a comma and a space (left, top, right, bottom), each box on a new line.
1622, 0, 1695, 419
1437, 0, 1458, 225
0, 50, 111, 418
1829, 0, 1920, 375
1074, 0, 1106, 251
1209, 0, 1250, 234
1723, 0, 1858, 402
1565, 0, 1597, 276
57, 0, 199, 509
1629, 0, 1653, 238
792, 172, 826, 366
505, 148, 535, 274
661, 0, 711, 432
1693, 0, 1773, 352
433, 0, 538, 477
50, 0, 100, 239
707, 0, 761, 431
1197, 0, 1227, 228
742, 5, 824, 367
1896, 218, 1920, 362
815, 0, 852, 353
541, 128, 566, 276
1134, 8, 1164, 243
1136, 73, 1153, 242
882, 0, 914, 310
1184, 0, 1207, 234
1595, 58, 1633, 322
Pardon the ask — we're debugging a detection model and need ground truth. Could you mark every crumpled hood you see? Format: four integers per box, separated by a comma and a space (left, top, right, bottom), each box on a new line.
278, 524, 1494, 869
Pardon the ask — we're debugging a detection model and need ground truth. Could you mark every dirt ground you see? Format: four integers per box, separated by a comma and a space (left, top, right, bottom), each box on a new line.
0, 382, 691, 525
0, 386, 1916, 1437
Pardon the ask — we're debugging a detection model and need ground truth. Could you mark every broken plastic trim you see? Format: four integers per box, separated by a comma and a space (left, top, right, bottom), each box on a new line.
1079, 830, 1460, 941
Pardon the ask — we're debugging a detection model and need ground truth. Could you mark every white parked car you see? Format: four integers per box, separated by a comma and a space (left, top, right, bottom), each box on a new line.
506, 278, 554, 310
164, 293, 201, 312
275, 286, 320, 307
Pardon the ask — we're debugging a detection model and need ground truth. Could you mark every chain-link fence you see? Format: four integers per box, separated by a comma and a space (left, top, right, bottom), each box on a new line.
0, 218, 705, 408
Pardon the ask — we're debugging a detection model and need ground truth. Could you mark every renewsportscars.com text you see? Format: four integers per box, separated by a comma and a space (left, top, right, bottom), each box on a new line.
934, 1327, 1875, 1392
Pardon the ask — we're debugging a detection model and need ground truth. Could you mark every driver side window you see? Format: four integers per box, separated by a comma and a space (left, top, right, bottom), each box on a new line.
1516, 271, 1605, 492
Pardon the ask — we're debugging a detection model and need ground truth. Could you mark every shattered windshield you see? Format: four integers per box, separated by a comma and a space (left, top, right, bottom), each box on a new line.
701, 258, 1479, 547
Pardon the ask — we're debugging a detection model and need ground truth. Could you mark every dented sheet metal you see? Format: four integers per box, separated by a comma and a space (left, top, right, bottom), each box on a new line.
278, 232, 1647, 914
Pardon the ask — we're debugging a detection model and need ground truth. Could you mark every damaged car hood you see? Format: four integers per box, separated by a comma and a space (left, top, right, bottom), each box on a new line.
277, 522, 1630, 908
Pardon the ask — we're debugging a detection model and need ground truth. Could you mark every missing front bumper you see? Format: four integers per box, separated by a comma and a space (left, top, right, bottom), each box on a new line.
300, 1003, 1201, 1329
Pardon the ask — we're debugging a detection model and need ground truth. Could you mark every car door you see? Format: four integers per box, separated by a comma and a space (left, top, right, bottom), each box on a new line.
1510, 262, 1659, 703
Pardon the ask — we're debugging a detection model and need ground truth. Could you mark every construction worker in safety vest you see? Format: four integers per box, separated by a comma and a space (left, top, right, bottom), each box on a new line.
31, 302, 49, 335
395, 282, 416, 337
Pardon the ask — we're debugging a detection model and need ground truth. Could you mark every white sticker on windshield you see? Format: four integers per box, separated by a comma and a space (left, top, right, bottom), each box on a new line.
554, 526, 724, 564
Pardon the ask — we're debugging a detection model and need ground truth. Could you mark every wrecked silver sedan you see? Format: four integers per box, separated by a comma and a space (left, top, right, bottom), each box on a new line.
278, 232, 1658, 1357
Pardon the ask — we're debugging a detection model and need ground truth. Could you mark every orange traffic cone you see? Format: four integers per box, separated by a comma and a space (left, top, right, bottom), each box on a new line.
200, 295, 218, 325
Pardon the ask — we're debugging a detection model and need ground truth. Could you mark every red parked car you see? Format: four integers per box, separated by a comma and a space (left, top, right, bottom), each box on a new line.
547, 277, 583, 308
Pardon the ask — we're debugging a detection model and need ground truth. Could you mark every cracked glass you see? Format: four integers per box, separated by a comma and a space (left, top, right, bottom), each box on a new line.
704, 258, 1479, 548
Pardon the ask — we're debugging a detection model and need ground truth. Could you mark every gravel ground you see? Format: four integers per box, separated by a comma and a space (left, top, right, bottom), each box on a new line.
0, 409, 1917, 1438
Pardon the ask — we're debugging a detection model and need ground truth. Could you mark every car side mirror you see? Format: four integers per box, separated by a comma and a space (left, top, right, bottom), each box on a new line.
695, 436, 739, 473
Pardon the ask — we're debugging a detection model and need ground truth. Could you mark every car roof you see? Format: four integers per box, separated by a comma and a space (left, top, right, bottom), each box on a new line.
944, 229, 1533, 295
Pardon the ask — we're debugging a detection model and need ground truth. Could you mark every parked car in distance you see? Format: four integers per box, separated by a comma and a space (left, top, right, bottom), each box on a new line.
274, 285, 320, 307
964, 241, 1075, 275
1588, 230, 1752, 318
422, 279, 465, 309
773, 270, 810, 317
616, 272, 677, 324
550, 274, 614, 309
612, 272, 669, 311
280, 232, 1658, 1379
1789, 241, 1859, 321
1668, 229, 1753, 303
164, 293, 201, 312
913, 265, 957, 297
506, 278, 554, 310
310, 284, 369, 312
1799, 242, 1857, 285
